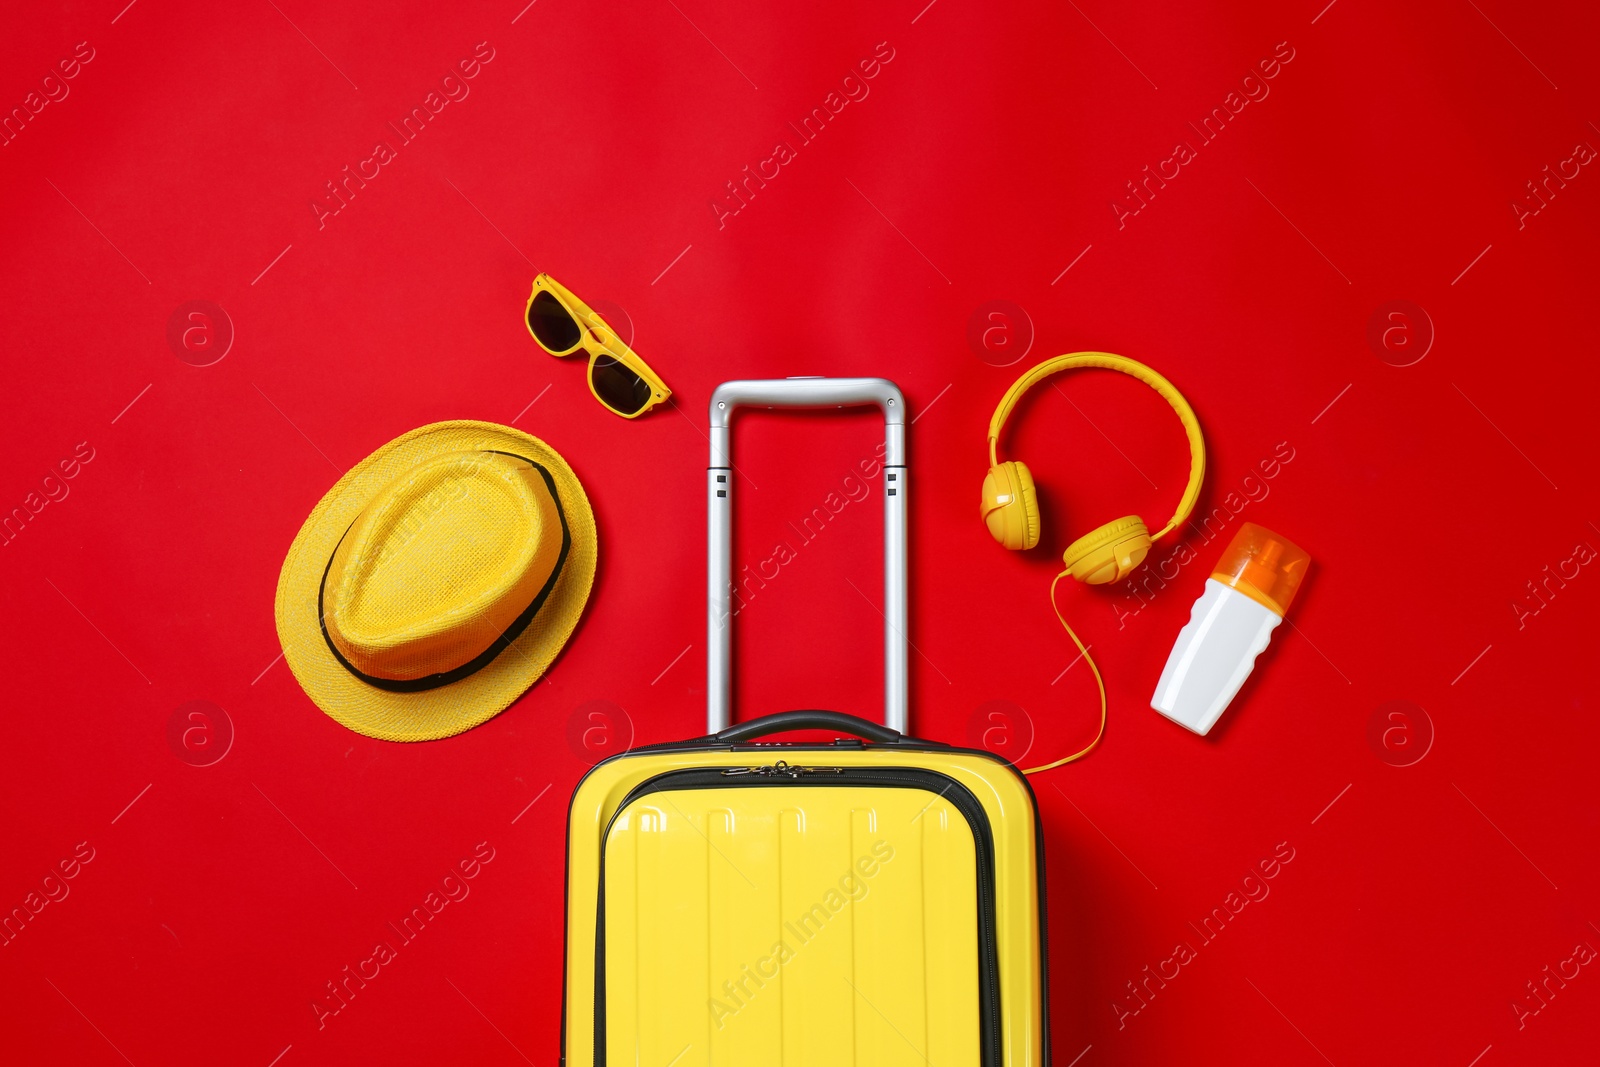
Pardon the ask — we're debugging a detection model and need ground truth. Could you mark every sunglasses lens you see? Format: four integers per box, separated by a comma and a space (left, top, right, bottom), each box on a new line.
528, 290, 581, 351
591, 354, 653, 416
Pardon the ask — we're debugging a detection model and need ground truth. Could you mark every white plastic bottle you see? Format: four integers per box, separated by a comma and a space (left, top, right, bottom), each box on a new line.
1151, 523, 1310, 735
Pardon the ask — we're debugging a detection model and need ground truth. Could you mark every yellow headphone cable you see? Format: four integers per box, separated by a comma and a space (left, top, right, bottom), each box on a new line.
1021, 572, 1107, 775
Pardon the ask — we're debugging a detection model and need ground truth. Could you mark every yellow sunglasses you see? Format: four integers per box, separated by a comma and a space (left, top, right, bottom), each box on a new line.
525, 273, 671, 418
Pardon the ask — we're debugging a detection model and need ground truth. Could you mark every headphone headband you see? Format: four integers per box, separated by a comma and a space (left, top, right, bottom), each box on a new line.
987, 352, 1206, 541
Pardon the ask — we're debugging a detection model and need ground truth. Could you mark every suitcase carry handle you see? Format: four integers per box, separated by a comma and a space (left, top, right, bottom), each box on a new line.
710, 709, 904, 744
707, 377, 909, 734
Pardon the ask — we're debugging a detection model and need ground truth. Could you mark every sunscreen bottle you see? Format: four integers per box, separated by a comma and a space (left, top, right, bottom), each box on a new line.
1151, 523, 1309, 735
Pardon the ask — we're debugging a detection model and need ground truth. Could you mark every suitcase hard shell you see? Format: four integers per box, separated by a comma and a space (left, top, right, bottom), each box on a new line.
563, 379, 1049, 1067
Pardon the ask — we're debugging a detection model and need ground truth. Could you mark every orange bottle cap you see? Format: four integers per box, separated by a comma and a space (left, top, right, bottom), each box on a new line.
1210, 523, 1310, 617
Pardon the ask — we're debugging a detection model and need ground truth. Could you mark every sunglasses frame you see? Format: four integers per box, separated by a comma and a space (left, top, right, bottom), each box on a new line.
525, 274, 671, 419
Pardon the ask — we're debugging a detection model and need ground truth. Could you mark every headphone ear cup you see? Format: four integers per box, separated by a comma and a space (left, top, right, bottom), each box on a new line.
981, 461, 1041, 550
1012, 462, 1040, 549
1062, 515, 1152, 584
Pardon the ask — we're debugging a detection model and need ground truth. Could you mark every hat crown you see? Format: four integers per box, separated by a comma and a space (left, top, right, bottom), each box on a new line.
322, 451, 564, 682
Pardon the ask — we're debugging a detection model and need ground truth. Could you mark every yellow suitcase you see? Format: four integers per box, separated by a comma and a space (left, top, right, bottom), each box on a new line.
563, 379, 1050, 1067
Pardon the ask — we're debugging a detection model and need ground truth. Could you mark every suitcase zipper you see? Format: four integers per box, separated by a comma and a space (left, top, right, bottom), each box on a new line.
719, 760, 845, 777
593, 765, 1003, 1067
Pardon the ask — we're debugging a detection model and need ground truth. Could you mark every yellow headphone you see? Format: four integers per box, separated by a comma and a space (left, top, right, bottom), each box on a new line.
983, 352, 1206, 583
982, 353, 1206, 775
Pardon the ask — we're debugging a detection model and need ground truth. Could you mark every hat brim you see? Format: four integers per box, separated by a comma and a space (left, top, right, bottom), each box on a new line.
274, 421, 597, 741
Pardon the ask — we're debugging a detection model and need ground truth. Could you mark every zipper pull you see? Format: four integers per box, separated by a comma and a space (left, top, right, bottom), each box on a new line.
768, 761, 844, 777
719, 762, 846, 777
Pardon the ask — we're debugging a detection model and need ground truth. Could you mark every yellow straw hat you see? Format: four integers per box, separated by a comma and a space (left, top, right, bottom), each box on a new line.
274, 421, 597, 741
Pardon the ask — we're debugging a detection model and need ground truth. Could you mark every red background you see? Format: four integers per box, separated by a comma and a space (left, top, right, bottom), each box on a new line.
3, 1, 1598, 1064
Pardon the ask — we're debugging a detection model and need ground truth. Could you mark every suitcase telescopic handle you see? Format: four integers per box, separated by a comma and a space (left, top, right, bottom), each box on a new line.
707, 377, 909, 735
